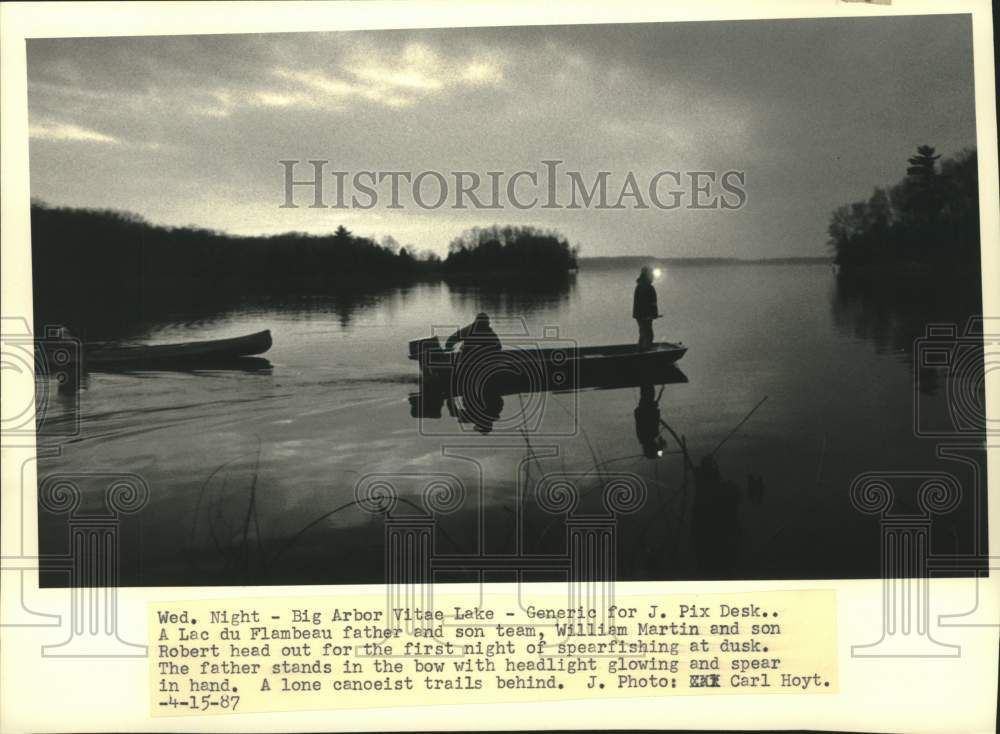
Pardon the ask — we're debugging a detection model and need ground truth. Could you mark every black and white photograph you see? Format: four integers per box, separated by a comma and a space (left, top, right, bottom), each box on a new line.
21, 12, 989, 592
3, 3, 999, 733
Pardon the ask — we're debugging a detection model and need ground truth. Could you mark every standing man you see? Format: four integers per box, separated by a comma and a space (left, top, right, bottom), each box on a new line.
632, 265, 659, 350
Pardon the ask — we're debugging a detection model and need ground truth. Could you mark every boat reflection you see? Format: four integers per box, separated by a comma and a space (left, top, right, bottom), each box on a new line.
410, 362, 687, 436
86, 356, 274, 374
46, 356, 274, 403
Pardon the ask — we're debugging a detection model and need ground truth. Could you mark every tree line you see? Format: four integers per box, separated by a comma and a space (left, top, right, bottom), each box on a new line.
828, 146, 979, 268
445, 225, 578, 275
30, 203, 579, 329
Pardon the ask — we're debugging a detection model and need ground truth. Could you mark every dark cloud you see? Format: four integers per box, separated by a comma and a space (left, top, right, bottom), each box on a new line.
26, 15, 976, 257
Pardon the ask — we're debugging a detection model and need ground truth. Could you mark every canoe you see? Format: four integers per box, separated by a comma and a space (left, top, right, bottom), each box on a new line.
85, 329, 272, 367
408, 336, 687, 396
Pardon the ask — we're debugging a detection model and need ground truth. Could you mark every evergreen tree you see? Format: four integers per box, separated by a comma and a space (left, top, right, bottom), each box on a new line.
905, 145, 941, 178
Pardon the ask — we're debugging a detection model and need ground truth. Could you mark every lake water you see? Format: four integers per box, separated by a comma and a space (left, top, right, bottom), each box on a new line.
35, 263, 987, 586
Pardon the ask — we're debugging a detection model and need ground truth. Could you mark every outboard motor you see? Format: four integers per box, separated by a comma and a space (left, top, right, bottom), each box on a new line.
408, 335, 443, 362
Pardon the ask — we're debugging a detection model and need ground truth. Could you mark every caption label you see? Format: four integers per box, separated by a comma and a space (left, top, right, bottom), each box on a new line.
150, 590, 837, 715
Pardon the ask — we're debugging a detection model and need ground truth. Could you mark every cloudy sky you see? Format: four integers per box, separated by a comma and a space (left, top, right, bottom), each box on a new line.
26, 14, 976, 258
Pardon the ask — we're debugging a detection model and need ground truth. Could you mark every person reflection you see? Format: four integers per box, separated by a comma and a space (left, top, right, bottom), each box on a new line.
447, 390, 505, 434
634, 381, 667, 458
409, 390, 444, 419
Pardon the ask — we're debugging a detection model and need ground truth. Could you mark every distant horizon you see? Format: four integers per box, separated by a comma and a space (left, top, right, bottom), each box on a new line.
29, 198, 834, 263
578, 254, 832, 263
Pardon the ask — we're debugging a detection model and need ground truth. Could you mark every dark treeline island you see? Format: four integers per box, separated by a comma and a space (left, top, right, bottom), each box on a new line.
828, 146, 980, 268
446, 225, 579, 275
827, 146, 983, 368
30, 203, 578, 335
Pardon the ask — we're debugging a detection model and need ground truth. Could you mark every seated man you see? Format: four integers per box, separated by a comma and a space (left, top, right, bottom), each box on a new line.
445, 312, 503, 403
445, 312, 502, 358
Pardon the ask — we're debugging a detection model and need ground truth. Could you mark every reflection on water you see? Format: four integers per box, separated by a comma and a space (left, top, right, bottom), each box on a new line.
410, 349, 688, 438
38, 274, 578, 344
445, 273, 578, 316
830, 267, 982, 365
635, 382, 667, 459
93, 356, 274, 374
692, 456, 741, 578
35, 263, 986, 586
447, 392, 505, 435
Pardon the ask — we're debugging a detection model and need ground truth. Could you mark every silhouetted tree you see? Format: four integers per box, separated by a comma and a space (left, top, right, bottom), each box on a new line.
906, 145, 941, 178
30, 204, 441, 333
30, 204, 579, 334
444, 225, 578, 275
828, 146, 979, 268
